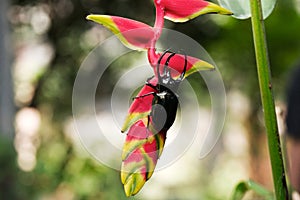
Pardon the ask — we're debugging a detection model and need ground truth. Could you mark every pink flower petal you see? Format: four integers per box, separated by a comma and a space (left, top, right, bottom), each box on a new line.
87, 15, 155, 50
155, 0, 233, 22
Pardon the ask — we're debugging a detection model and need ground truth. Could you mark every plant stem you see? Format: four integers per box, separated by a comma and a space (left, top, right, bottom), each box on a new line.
250, 0, 288, 199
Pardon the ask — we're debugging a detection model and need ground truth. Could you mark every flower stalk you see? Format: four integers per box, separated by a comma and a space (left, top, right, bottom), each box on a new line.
250, 0, 288, 199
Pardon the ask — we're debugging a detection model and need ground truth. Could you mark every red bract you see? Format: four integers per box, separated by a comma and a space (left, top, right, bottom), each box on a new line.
149, 50, 215, 77
86, 15, 155, 50
154, 0, 233, 23
122, 77, 158, 133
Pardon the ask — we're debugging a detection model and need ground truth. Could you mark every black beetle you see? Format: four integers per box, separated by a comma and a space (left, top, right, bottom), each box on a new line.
135, 50, 187, 132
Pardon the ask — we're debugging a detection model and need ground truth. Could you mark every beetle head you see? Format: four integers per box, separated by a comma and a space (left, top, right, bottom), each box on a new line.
156, 49, 187, 92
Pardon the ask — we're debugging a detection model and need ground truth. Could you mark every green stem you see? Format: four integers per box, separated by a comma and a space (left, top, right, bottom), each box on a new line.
250, 0, 288, 199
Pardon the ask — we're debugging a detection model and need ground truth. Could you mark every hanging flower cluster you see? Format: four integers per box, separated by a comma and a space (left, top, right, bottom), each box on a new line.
87, 0, 232, 197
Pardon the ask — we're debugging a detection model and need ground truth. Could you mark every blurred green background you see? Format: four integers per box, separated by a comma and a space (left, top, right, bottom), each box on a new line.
1, 0, 300, 199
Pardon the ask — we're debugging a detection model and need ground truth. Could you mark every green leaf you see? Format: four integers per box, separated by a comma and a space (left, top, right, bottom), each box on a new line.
231, 180, 274, 200
217, 0, 276, 19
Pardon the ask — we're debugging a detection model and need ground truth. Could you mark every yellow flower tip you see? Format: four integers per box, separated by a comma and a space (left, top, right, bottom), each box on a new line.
123, 175, 135, 197
123, 173, 146, 197
86, 14, 99, 21
86, 14, 92, 20
195, 60, 215, 71
207, 2, 233, 15
86, 14, 111, 24
121, 125, 127, 133
121, 112, 148, 133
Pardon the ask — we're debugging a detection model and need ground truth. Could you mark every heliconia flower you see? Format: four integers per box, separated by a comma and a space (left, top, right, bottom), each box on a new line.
121, 119, 166, 197
86, 1, 229, 197
86, 15, 155, 51
154, 0, 233, 23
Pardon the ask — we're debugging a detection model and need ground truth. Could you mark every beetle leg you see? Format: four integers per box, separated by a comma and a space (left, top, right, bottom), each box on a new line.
146, 75, 155, 82
133, 92, 156, 100
132, 80, 158, 100
145, 82, 157, 90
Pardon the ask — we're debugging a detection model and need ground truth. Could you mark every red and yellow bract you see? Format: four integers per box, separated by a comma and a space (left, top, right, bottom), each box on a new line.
86, 15, 154, 51
121, 119, 166, 196
155, 0, 232, 22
